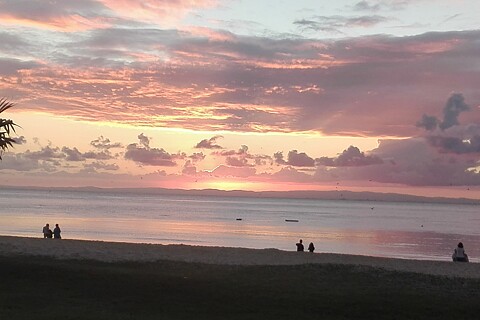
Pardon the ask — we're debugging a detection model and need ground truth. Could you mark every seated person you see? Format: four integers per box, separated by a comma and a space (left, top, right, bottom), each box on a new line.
452, 242, 469, 262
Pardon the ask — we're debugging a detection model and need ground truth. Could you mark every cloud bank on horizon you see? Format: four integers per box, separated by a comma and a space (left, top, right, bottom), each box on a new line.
0, 0, 479, 195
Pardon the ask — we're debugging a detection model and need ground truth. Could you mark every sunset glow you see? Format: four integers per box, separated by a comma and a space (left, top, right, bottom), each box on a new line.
1, 0, 479, 199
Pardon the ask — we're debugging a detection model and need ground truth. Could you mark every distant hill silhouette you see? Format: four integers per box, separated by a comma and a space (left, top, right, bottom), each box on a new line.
1, 185, 478, 205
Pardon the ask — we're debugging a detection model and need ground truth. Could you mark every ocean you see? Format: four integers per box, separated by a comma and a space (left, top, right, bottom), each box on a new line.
0, 187, 479, 262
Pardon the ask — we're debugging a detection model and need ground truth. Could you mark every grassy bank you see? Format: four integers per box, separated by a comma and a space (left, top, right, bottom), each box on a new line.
1, 255, 479, 319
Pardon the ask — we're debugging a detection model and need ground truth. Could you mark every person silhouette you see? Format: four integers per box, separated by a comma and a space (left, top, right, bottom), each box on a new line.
53, 224, 61, 239
296, 239, 304, 252
42, 224, 52, 238
308, 242, 315, 253
452, 242, 469, 262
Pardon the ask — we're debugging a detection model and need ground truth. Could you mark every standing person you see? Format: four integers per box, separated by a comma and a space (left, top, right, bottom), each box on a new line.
296, 239, 304, 252
53, 224, 61, 239
42, 224, 51, 238
308, 242, 315, 253
452, 242, 469, 262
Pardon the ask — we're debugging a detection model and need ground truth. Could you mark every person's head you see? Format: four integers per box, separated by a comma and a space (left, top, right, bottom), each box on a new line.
458, 242, 464, 248
299, 239, 303, 243
46, 223, 49, 227
55, 224, 59, 227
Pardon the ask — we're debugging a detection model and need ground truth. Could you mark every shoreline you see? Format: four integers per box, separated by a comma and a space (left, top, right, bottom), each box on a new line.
1, 235, 479, 279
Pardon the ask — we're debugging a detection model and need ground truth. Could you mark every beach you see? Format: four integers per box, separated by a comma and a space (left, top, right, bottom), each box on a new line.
3, 235, 480, 319
1, 235, 478, 278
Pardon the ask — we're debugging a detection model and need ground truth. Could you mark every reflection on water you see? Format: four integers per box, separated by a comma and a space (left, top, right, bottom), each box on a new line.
0, 188, 479, 262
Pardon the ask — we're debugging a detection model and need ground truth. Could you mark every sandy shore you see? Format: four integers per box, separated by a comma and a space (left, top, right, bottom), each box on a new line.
1, 235, 479, 278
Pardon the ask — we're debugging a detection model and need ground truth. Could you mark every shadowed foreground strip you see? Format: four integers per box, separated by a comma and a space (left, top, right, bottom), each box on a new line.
1, 245, 480, 319
1, 255, 480, 320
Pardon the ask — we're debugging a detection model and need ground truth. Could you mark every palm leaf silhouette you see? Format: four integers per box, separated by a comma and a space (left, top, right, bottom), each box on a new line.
0, 98, 19, 160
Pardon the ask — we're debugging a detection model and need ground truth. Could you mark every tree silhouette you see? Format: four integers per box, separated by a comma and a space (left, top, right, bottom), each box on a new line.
0, 98, 18, 160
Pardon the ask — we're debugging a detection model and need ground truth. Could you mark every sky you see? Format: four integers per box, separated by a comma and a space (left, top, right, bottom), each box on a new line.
0, 0, 479, 199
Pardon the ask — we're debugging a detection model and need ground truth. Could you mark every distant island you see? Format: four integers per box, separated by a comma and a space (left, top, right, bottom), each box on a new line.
1, 185, 479, 205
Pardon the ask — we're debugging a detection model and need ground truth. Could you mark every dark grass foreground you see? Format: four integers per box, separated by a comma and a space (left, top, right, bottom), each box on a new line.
1, 255, 479, 320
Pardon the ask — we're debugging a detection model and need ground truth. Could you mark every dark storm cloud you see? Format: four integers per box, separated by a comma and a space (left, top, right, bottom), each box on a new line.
316, 146, 383, 167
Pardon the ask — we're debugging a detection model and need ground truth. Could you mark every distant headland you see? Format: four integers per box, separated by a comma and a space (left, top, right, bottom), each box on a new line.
1, 185, 479, 205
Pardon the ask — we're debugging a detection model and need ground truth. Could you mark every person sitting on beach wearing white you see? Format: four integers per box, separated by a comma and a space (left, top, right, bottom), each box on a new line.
53, 224, 61, 239
42, 224, 52, 239
452, 242, 469, 262
296, 239, 304, 252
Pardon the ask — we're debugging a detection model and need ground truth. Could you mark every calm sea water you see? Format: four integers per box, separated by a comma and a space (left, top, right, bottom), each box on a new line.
0, 188, 479, 262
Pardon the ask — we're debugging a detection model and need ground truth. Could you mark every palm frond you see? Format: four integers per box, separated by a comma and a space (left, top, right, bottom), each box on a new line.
0, 98, 19, 159
0, 98, 15, 114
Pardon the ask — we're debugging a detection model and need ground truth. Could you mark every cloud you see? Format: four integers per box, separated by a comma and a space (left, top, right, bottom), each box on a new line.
417, 94, 480, 154
182, 160, 197, 175
13, 136, 27, 145
62, 147, 85, 161
189, 152, 206, 162
427, 129, 480, 154
23, 146, 65, 161
439, 94, 470, 130
308, 138, 480, 186
316, 146, 383, 167
0, 0, 112, 31
294, 15, 388, 33
124, 134, 182, 166
225, 156, 251, 167
90, 136, 123, 150
83, 161, 119, 171
195, 135, 223, 149
1, 22, 480, 138
124, 144, 178, 166
137, 133, 151, 148
274, 150, 315, 167
416, 114, 439, 131
352, 1, 382, 12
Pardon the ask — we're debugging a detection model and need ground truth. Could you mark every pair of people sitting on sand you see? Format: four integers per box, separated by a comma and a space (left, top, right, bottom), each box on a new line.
42, 223, 61, 239
296, 239, 315, 253
452, 242, 469, 262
